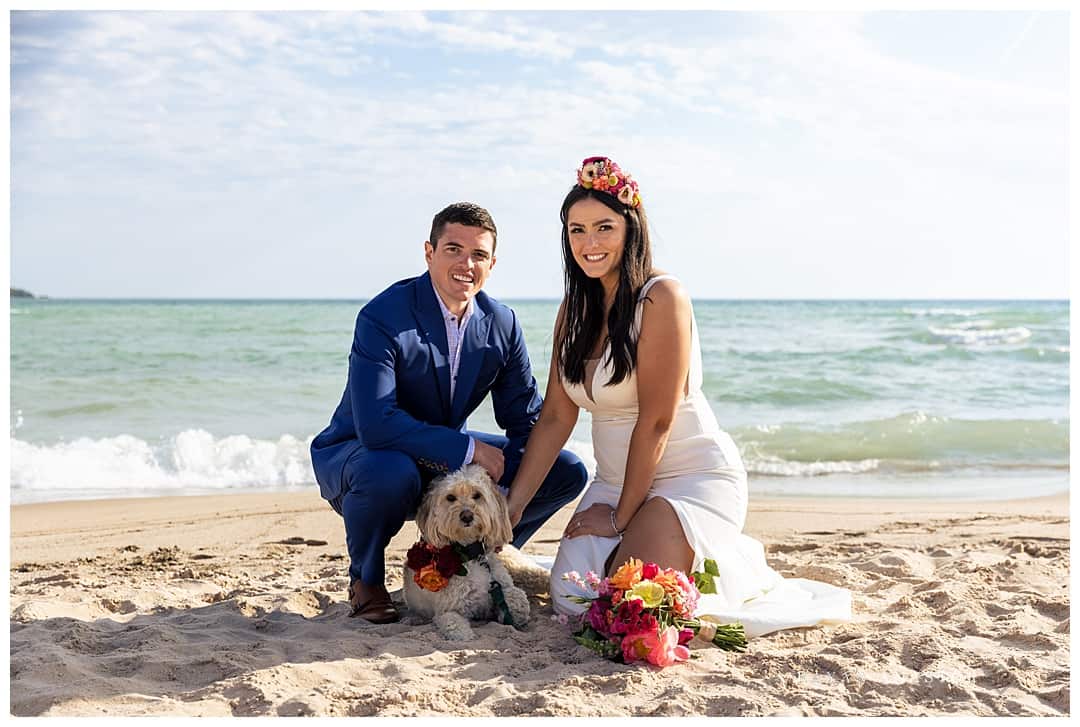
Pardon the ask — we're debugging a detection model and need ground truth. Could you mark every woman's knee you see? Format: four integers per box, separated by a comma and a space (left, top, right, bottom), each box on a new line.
623, 498, 687, 543
625, 496, 679, 531
613, 497, 693, 573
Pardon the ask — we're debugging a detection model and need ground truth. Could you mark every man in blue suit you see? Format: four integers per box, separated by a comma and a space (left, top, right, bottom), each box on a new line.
311, 202, 588, 623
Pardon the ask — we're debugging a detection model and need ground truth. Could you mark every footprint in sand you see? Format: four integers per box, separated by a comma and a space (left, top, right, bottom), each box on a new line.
855, 550, 936, 580
277, 590, 332, 617
100, 598, 138, 614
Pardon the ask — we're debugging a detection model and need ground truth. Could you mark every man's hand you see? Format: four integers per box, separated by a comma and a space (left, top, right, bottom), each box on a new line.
471, 439, 505, 484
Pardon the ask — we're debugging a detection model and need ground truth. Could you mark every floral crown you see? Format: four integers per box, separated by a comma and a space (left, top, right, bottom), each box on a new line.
576, 156, 641, 209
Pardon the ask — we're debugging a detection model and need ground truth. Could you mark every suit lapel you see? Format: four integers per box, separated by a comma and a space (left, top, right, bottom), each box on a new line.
414, 273, 452, 419
450, 303, 492, 424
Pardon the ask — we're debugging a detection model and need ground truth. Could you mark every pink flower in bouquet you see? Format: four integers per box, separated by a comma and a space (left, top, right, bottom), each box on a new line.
678, 627, 695, 645
651, 567, 700, 618
621, 631, 652, 663
587, 597, 613, 633
641, 562, 659, 580
672, 570, 700, 618
643, 625, 692, 667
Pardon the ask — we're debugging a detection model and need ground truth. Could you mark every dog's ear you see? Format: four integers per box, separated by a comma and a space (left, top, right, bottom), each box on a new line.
416, 485, 444, 548
485, 484, 514, 549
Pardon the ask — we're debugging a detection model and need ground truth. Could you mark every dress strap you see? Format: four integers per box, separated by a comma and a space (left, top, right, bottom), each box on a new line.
638, 274, 677, 301
633, 275, 679, 337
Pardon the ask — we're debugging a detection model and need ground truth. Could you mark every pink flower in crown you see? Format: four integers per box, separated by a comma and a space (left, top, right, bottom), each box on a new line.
643, 625, 692, 667
576, 156, 641, 208
578, 158, 609, 189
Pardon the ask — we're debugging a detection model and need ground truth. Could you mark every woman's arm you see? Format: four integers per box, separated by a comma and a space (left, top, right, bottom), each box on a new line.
611, 279, 693, 531
505, 301, 581, 525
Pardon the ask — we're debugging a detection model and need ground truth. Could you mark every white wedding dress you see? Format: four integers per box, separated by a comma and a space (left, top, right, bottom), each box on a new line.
549, 276, 851, 638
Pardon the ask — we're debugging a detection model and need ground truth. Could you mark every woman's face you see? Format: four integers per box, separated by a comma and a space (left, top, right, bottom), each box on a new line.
567, 197, 627, 287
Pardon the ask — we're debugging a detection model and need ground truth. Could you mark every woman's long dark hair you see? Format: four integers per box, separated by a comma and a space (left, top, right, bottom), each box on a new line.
558, 186, 653, 387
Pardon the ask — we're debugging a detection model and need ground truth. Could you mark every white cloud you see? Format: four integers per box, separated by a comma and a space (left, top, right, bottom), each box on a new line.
9, 10, 1068, 298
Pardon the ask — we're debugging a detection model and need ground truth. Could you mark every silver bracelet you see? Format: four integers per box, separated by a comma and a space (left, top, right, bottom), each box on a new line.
610, 509, 625, 538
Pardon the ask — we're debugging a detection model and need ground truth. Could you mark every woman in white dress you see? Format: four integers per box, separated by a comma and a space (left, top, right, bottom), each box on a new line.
505, 157, 849, 635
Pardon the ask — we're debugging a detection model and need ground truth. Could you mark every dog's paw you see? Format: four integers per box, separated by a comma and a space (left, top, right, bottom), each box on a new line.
434, 611, 475, 641
504, 586, 531, 628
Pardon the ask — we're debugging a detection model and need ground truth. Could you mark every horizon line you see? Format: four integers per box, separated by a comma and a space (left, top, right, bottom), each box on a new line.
9, 296, 1070, 303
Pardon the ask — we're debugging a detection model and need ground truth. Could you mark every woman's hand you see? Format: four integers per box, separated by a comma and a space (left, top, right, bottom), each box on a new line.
507, 502, 524, 529
564, 503, 619, 539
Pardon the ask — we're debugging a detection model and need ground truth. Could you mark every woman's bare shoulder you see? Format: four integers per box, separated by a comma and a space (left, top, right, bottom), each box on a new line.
642, 274, 689, 308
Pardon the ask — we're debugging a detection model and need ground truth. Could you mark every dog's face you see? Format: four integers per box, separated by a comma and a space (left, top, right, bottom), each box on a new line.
416, 464, 513, 550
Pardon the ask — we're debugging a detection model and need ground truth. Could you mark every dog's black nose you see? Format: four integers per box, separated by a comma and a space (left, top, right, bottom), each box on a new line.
459, 510, 474, 525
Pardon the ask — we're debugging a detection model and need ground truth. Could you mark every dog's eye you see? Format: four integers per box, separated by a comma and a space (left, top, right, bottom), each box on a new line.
472, 493, 482, 500
445, 494, 456, 502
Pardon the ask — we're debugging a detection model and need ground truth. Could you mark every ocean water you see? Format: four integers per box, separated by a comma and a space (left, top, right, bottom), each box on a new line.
9, 298, 1069, 504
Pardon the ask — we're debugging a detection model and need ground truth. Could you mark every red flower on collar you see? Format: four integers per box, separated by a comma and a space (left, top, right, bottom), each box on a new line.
407, 540, 470, 592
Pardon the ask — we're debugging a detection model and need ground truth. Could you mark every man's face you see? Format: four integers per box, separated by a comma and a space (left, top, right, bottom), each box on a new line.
425, 223, 497, 313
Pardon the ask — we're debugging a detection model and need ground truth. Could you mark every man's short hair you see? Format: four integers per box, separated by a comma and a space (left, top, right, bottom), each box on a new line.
429, 202, 498, 252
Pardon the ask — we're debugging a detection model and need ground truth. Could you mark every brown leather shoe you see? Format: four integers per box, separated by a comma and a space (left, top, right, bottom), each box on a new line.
348, 580, 400, 623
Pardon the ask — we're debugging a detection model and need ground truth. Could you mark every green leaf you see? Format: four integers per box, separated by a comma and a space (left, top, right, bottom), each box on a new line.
691, 559, 721, 594
572, 627, 621, 659
693, 572, 717, 594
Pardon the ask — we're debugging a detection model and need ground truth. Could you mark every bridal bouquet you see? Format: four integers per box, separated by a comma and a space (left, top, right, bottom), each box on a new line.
562, 558, 747, 667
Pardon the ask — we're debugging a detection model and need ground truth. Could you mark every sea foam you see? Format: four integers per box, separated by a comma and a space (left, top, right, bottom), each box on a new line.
928, 324, 1031, 346
745, 457, 882, 477
9, 430, 599, 505
10, 430, 315, 502
903, 307, 983, 317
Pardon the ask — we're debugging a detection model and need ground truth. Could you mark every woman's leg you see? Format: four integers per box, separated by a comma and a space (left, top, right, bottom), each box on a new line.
606, 496, 694, 576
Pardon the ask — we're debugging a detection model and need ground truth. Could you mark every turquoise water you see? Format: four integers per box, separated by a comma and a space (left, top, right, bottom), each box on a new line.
9, 298, 1069, 503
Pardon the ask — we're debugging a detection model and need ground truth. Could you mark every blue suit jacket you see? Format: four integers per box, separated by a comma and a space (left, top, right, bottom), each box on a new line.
310, 272, 543, 502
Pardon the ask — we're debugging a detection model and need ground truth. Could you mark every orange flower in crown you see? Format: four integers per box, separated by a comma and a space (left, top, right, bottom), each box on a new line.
577, 156, 642, 208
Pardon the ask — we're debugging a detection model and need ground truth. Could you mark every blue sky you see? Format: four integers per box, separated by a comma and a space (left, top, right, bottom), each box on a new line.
9, 9, 1069, 299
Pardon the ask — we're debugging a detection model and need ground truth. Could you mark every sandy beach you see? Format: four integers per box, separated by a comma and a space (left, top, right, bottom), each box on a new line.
8, 489, 1069, 717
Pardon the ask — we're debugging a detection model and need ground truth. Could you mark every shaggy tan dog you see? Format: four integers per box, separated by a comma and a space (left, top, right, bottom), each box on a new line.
403, 464, 532, 641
